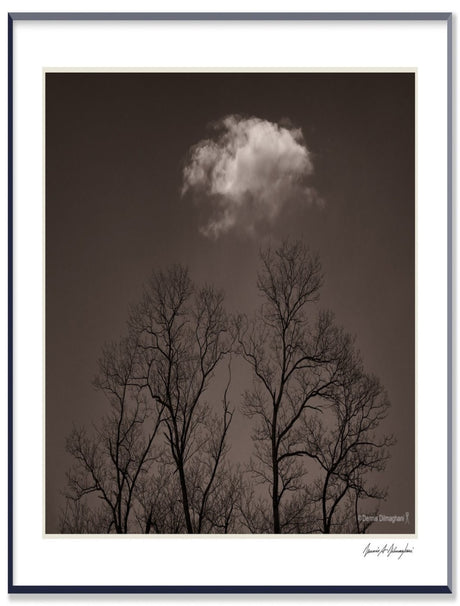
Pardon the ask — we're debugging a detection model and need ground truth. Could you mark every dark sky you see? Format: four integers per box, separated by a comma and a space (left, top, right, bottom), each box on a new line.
46, 72, 415, 533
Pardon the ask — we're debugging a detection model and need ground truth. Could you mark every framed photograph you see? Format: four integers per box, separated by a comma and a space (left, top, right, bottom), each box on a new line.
8, 12, 452, 593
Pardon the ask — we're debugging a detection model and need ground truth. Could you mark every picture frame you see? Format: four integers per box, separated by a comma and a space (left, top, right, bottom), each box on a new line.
8, 12, 453, 594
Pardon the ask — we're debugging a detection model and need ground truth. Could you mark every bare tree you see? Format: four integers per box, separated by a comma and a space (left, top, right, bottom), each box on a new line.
301, 365, 394, 533
62, 336, 164, 533
237, 240, 356, 533
129, 265, 235, 533
61, 254, 392, 535
62, 265, 239, 534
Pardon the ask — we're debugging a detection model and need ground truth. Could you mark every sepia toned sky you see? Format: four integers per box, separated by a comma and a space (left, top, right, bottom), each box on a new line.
46, 72, 415, 533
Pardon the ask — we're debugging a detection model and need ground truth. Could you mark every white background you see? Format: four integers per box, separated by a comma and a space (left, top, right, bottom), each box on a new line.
2, 0, 457, 604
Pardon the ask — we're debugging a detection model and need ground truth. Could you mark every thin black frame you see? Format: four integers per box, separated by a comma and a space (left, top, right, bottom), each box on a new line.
7, 11, 453, 595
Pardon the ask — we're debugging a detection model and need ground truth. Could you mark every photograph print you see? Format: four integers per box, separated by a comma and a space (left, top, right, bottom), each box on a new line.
46, 72, 415, 535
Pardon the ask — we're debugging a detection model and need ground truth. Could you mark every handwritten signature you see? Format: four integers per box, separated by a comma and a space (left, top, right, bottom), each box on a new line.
363, 542, 414, 560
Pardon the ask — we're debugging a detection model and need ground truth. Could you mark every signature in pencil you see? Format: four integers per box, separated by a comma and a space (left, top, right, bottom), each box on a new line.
362, 542, 414, 560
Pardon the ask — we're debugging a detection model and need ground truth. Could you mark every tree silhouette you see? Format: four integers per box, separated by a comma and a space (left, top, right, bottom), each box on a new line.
236, 241, 356, 533
62, 265, 237, 534
128, 265, 234, 533
63, 336, 164, 533
300, 363, 394, 533
61, 250, 392, 534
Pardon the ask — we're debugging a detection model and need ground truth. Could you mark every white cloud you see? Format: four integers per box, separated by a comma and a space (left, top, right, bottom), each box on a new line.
181, 115, 317, 238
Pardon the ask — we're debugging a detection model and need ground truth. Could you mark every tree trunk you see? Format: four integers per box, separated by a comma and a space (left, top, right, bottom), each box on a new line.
272, 461, 281, 533
178, 462, 193, 533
